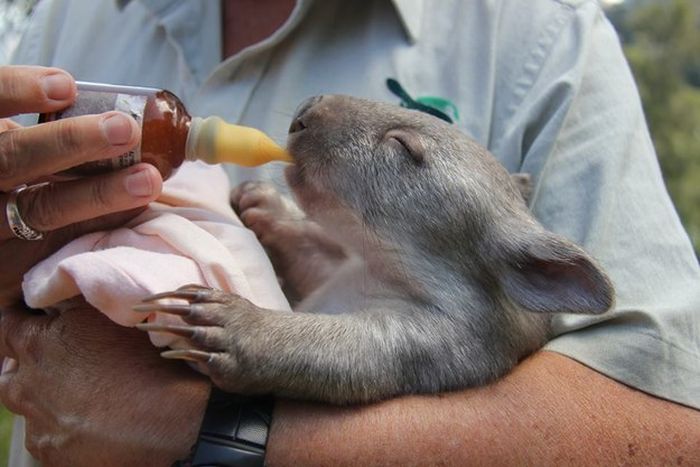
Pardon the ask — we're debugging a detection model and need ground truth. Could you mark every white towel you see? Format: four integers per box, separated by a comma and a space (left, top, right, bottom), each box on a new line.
22, 161, 290, 348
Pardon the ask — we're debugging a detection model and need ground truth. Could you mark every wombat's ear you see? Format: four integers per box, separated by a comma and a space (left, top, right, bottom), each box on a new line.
499, 233, 614, 314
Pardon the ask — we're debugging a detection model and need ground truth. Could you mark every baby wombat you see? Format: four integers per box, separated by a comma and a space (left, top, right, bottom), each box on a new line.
136, 95, 614, 404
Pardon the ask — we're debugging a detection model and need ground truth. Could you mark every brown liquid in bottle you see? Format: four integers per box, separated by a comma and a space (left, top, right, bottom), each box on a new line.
39, 82, 186, 179
139, 89, 191, 179
39, 82, 291, 180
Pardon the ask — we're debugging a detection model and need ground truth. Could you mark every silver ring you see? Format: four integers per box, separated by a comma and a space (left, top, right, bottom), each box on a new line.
6, 185, 44, 241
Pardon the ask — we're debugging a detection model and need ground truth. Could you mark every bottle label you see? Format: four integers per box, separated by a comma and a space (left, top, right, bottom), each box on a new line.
46, 90, 147, 177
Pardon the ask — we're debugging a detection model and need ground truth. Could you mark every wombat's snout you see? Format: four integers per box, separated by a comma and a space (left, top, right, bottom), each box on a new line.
289, 95, 323, 134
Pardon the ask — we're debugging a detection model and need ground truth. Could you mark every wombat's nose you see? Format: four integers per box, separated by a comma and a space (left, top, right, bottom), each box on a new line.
289, 95, 323, 134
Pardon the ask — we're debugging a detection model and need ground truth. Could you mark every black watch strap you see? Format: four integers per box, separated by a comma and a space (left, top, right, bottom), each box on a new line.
175, 388, 274, 467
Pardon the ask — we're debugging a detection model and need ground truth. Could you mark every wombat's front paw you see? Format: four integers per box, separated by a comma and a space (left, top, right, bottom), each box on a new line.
134, 285, 266, 394
231, 181, 346, 300
231, 180, 306, 247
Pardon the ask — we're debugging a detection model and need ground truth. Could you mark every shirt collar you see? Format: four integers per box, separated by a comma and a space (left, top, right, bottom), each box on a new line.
391, 0, 423, 43
117, 0, 424, 43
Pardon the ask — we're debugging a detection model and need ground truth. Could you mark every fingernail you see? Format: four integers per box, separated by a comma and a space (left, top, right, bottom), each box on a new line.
41, 73, 73, 101
125, 168, 154, 197
1, 358, 18, 375
101, 113, 134, 145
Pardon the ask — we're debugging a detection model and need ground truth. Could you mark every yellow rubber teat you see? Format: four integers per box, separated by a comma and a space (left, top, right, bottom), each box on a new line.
186, 116, 292, 166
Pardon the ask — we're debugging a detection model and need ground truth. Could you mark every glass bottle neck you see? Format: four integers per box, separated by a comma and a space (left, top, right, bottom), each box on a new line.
185, 117, 217, 164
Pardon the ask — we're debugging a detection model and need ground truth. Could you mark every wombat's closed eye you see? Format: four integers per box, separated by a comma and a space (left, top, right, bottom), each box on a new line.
138, 95, 614, 405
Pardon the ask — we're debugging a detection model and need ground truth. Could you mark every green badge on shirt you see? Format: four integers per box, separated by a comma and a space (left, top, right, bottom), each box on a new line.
386, 78, 459, 123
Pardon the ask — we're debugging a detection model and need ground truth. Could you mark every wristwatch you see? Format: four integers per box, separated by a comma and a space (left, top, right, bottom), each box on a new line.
174, 388, 274, 467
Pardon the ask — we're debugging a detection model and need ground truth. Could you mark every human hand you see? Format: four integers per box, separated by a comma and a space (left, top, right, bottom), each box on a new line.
0, 66, 163, 306
0, 299, 209, 467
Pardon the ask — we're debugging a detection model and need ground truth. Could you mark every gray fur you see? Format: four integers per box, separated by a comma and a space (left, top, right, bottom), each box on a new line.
149, 95, 615, 405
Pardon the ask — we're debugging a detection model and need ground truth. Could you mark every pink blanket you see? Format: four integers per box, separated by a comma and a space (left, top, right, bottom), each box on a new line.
22, 162, 290, 348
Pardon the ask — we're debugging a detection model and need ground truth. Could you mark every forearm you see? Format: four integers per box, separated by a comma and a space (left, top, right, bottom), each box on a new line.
266, 351, 700, 466
10, 299, 696, 466
136, 374, 210, 466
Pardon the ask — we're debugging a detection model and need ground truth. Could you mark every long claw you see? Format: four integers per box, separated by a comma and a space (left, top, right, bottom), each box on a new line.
142, 289, 213, 303
135, 323, 196, 338
161, 349, 212, 363
132, 303, 192, 316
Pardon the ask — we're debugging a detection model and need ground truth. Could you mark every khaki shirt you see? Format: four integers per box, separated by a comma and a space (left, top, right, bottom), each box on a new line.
8, 0, 700, 463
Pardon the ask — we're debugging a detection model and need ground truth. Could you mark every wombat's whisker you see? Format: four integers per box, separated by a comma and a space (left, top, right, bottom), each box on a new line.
161, 349, 212, 363
142, 289, 213, 303
135, 323, 196, 338
272, 109, 295, 118
132, 303, 192, 316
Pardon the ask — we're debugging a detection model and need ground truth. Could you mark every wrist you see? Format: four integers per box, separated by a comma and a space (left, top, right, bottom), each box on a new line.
159, 376, 211, 465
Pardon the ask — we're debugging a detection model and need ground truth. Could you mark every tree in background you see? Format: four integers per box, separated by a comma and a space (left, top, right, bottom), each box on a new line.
608, 0, 700, 256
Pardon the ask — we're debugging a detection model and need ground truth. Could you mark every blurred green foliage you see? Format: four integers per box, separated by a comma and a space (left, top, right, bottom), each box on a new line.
610, 0, 700, 255
0, 407, 11, 467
